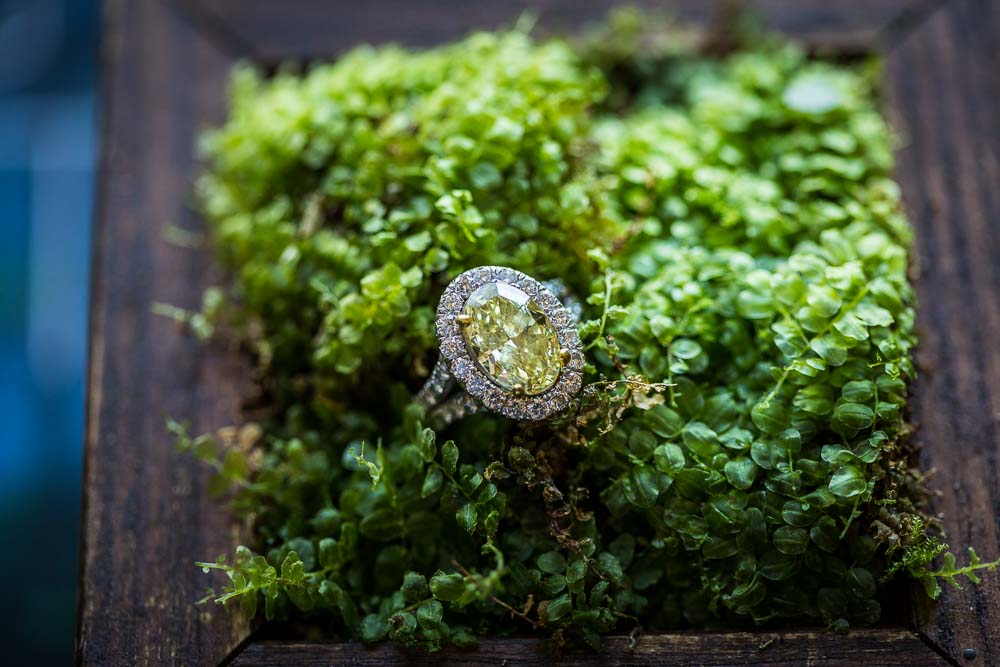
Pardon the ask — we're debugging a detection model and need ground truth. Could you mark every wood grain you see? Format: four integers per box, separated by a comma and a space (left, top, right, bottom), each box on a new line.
884, 0, 1000, 664
80, 0, 997, 664
232, 628, 944, 666
184, 0, 928, 62
78, 1, 251, 664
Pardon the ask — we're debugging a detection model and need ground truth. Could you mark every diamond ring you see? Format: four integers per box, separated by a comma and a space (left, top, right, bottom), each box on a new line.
416, 266, 585, 427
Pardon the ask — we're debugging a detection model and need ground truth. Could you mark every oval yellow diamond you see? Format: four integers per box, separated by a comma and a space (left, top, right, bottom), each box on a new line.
461, 281, 562, 395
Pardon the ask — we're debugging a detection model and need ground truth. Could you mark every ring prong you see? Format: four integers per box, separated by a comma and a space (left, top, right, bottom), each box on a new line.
560, 348, 571, 363
512, 383, 525, 397
456, 313, 472, 325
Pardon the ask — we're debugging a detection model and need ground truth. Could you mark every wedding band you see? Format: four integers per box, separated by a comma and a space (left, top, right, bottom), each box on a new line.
416, 266, 584, 427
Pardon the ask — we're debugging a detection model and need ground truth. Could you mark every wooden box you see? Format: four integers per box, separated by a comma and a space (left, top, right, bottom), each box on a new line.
78, 0, 999, 664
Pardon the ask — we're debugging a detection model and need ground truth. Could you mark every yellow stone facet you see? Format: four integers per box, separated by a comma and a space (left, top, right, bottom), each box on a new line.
461, 282, 562, 395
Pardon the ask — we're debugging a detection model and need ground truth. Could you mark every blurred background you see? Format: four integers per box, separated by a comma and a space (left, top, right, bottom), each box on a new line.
0, 0, 98, 662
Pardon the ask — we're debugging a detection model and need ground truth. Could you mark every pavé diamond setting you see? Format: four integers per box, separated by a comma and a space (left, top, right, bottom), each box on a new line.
416, 266, 584, 425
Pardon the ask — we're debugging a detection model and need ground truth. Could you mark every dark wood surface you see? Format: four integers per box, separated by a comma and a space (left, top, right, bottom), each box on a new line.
884, 0, 1000, 663
80, 0, 996, 664
78, 1, 250, 665
181, 0, 931, 61
233, 629, 945, 666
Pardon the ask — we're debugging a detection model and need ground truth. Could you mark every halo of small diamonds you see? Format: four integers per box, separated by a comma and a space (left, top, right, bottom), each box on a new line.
435, 266, 583, 421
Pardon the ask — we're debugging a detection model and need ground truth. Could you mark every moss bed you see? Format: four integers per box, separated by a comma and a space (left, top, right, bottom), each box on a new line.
166, 11, 996, 651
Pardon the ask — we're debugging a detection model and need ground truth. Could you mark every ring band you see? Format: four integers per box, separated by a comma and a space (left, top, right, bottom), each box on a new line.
417, 266, 584, 427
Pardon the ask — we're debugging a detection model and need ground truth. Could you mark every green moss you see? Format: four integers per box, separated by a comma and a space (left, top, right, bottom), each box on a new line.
170, 12, 995, 649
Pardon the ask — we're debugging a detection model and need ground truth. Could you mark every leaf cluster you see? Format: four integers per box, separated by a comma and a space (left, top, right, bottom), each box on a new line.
171, 10, 996, 651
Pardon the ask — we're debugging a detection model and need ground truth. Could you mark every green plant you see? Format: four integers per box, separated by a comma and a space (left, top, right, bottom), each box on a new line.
167, 11, 997, 650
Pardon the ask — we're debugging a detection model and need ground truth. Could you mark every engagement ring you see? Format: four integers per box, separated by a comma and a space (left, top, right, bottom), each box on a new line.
416, 266, 584, 427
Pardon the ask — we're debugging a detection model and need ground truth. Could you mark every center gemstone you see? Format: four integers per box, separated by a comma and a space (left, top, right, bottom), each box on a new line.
461, 281, 563, 395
